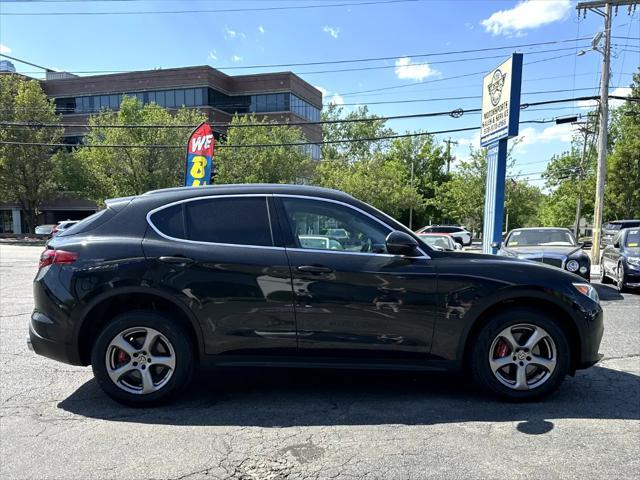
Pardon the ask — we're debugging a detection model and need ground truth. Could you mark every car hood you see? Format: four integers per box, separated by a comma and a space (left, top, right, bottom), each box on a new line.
503, 245, 583, 257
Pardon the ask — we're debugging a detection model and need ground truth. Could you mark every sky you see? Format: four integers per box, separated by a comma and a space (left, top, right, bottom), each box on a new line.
1, 0, 638, 186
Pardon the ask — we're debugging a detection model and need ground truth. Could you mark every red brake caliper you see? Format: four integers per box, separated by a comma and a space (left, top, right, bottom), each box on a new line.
117, 350, 129, 365
495, 339, 510, 358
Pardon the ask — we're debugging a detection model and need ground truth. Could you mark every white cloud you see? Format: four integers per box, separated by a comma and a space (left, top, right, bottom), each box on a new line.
0, 43, 11, 54
231, 55, 243, 63
394, 57, 439, 82
323, 26, 340, 39
208, 49, 217, 61
514, 124, 575, 154
576, 86, 632, 110
314, 85, 329, 98
224, 25, 246, 40
314, 85, 344, 107
258, 25, 265, 34
481, 0, 571, 36
329, 94, 344, 106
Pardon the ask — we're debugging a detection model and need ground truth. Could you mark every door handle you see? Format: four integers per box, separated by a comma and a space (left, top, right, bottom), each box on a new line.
158, 256, 195, 266
297, 265, 333, 274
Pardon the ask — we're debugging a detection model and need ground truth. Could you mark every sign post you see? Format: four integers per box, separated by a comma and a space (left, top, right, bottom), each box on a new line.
480, 54, 522, 254
185, 122, 214, 187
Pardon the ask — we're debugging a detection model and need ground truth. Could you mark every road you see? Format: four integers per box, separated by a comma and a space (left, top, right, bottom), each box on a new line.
1, 244, 638, 480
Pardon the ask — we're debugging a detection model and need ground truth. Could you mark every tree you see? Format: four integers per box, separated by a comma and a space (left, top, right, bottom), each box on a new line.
605, 69, 640, 220
315, 105, 423, 219
314, 153, 424, 218
385, 135, 449, 227
214, 115, 312, 184
0, 75, 63, 232
70, 96, 205, 199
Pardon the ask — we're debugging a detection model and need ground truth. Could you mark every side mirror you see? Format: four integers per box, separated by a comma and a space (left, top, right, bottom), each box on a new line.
386, 231, 419, 256
454, 243, 462, 250
490, 241, 501, 250
581, 240, 592, 249
613, 241, 620, 248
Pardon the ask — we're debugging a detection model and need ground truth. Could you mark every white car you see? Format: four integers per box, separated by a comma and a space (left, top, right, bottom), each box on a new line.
416, 225, 472, 246
34, 224, 55, 236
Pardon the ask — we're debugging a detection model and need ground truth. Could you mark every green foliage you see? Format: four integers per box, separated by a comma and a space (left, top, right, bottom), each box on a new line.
71, 96, 205, 199
605, 69, 640, 220
0, 74, 63, 232
215, 115, 312, 184
314, 105, 424, 219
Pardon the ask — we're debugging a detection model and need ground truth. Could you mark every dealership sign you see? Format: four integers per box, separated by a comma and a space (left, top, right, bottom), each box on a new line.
480, 54, 523, 147
185, 122, 214, 186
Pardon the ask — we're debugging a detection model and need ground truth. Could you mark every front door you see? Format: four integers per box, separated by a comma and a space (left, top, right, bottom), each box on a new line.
275, 196, 438, 361
142, 195, 297, 356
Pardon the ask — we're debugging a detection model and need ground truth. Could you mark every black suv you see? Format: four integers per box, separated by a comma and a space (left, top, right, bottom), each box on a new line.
29, 185, 603, 405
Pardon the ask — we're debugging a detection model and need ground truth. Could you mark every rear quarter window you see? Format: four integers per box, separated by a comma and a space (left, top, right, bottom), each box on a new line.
149, 196, 273, 247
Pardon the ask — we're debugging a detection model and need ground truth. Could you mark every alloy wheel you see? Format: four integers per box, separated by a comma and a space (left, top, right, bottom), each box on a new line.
618, 265, 625, 291
105, 327, 176, 395
488, 324, 557, 391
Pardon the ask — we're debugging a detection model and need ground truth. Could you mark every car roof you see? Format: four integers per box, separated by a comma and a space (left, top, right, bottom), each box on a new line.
418, 232, 452, 236
142, 184, 352, 200
510, 227, 572, 232
607, 219, 640, 224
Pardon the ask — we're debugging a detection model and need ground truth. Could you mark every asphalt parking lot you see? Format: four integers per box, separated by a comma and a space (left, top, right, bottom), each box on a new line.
1, 244, 638, 480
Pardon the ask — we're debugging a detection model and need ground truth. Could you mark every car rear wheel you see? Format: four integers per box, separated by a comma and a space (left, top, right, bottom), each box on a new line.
91, 310, 194, 406
600, 260, 612, 284
471, 308, 570, 401
617, 264, 628, 293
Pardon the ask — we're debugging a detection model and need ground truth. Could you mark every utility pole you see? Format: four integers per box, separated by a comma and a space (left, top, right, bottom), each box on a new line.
443, 138, 458, 174
576, 0, 637, 265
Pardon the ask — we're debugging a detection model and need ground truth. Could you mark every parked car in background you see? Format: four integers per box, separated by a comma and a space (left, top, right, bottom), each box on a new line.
416, 225, 472, 246
600, 227, 640, 292
34, 224, 55, 236
29, 185, 603, 405
299, 235, 343, 250
52, 220, 80, 237
417, 232, 461, 251
495, 227, 591, 280
601, 220, 640, 246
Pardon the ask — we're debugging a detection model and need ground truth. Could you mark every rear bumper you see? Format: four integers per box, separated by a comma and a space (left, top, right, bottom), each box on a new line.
29, 312, 83, 365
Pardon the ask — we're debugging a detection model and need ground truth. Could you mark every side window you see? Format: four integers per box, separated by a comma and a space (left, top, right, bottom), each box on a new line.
150, 197, 273, 247
150, 204, 185, 238
184, 197, 273, 246
281, 198, 390, 254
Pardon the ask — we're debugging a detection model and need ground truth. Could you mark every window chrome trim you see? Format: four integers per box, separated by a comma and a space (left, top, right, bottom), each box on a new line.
145, 192, 430, 259
274, 194, 430, 259
146, 194, 284, 251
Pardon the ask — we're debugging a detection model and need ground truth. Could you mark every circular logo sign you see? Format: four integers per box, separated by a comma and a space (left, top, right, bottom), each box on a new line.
488, 69, 507, 107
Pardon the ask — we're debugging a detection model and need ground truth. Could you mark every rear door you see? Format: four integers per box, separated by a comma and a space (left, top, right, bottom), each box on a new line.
142, 195, 297, 356
275, 195, 438, 362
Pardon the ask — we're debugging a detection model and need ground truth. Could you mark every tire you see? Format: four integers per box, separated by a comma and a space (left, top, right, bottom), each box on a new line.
600, 261, 612, 284
91, 310, 194, 406
471, 308, 570, 402
617, 264, 629, 293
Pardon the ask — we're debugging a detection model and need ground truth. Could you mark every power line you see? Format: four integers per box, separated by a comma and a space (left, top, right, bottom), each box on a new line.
0, 0, 422, 15
2, 94, 636, 128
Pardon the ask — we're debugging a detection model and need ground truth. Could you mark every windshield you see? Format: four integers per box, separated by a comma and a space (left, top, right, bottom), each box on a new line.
420, 235, 453, 250
625, 230, 640, 248
506, 229, 576, 247
604, 223, 623, 232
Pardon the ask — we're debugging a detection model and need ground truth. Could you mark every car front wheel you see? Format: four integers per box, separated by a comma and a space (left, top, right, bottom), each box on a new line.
617, 264, 628, 293
471, 308, 570, 401
91, 310, 194, 406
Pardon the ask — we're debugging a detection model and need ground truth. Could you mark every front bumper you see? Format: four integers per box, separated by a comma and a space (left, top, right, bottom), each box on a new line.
576, 302, 604, 370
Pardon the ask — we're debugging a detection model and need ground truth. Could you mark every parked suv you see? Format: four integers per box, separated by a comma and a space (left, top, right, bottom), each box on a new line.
29, 185, 603, 405
416, 225, 472, 246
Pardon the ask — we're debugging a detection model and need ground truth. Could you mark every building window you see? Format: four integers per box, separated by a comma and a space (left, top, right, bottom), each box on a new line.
175, 89, 185, 107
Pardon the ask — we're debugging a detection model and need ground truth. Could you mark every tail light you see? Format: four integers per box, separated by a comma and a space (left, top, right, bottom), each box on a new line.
39, 249, 78, 269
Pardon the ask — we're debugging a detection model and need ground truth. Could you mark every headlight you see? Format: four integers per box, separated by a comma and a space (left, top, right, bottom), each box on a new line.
566, 259, 580, 272
627, 257, 640, 267
573, 282, 599, 302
